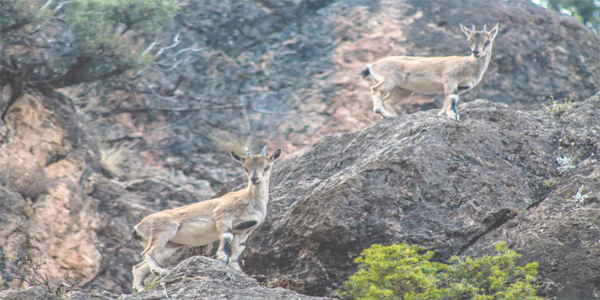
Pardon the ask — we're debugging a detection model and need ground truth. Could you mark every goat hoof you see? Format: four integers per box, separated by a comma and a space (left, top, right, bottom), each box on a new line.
374, 108, 393, 119
132, 286, 144, 293
150, 267, 168, 275
218, 257, 230, 264
446, 112, 458, 120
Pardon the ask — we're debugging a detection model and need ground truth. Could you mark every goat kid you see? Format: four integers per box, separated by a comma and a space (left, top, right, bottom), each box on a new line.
362, 24, 499, 120
131, 146, 282, 292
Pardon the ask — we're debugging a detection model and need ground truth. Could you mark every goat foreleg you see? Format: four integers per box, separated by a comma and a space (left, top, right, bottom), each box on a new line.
216, 221, 234, 263
228, 229, 255, 271
439, 85, 460, 120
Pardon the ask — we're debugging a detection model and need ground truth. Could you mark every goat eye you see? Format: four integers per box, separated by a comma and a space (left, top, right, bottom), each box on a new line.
485, 41, 490, 46
264, 165, 270, 172
244, 167, 249, 172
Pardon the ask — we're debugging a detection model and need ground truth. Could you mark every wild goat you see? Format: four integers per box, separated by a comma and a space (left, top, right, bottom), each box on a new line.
131, 146, 282, 292
362, 24, 499, 120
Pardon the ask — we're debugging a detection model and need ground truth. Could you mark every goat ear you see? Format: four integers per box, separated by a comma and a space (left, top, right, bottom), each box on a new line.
269, 149, 282, 162
459, 24, 471, 37
230, 151, 245, 164
489, 23, 499, 39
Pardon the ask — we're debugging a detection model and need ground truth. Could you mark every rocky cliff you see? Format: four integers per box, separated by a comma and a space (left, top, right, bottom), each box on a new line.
87, 0, 600, 177
1, 0, 600, 299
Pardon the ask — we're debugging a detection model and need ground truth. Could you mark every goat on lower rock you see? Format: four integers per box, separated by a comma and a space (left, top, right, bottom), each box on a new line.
131, 146, 282, 292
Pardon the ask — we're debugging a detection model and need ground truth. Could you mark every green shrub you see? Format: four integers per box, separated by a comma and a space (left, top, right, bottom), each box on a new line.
543, 94, 574, 114
1, 0, 179, 88
542, 178, 558, 188
340, 242, 542, 300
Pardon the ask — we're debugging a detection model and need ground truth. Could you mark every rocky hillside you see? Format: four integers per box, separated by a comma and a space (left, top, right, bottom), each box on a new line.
88, 0, 600, 180
2, 92, 598, 300
1, 0, 600, 299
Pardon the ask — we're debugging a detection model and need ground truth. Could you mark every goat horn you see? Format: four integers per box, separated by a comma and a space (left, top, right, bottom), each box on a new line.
246, 147, 252, 156
261, 145, 267, 156
471, 25, 476, 31
483, 24, 487, 31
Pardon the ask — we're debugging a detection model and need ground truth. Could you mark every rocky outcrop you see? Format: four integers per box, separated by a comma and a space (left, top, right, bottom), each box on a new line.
0, 87, 219, 295
241, 94, 600, 299
1, 257, 331, 300
118, 257, 330, 300
463, 96, 600, 299
0, 89, 103, 290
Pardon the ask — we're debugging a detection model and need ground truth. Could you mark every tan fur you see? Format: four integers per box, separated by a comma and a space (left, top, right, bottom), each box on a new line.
365, 24, 499, 120
131, 148, 282, 292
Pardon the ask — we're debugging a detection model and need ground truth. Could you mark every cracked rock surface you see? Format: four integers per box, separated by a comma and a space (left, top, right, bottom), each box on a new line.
242, 95, 600, 298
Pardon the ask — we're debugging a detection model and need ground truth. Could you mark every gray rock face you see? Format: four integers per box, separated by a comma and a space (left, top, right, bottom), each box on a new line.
68, 257, 330, 300
0, 286, 56, 300
0, 258, 330, 300
242, 95, 600, 298
463, 96, 600, 299
121, 257, 330, 300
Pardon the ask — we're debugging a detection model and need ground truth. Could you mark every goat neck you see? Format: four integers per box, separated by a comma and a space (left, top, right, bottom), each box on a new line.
472, 46, 493, 84
246, 176, 270, 213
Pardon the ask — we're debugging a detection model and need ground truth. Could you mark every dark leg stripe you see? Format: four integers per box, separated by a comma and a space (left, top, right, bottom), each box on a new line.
451, 94, 458, 114
223, 235, 232, 257
234, 220, 258, 230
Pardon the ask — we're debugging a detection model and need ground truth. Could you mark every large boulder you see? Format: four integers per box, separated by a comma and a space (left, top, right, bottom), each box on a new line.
242, 94, 600, 299
116, 257, 331, 300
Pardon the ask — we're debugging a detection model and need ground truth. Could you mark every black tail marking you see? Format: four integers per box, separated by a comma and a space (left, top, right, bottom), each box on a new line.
131, 229, 141, 241
360, 68, 370, 78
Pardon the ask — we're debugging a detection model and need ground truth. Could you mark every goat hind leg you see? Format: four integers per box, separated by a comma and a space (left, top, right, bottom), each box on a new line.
141, 222, 178, 275
132, 261, 149, 292
371, 80, 397, 119
383, 87, 413, 117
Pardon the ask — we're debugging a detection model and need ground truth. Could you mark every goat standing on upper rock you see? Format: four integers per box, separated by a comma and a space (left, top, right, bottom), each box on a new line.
362, 24, 499, 120
130, 146, 282, 292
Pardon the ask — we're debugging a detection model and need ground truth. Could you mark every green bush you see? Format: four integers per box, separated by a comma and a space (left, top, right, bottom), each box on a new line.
1, 0, 179, 88
340, 242, 542, 300
62, 0, 179, 79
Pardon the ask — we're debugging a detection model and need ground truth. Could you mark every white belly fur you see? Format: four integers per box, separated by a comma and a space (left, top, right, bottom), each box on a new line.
170, 219, 219, 247
400, 76, 445, 94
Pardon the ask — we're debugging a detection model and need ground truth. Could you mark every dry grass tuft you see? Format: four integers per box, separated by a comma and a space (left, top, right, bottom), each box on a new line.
210, 130, 252, 156
100, 143, 133, 178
